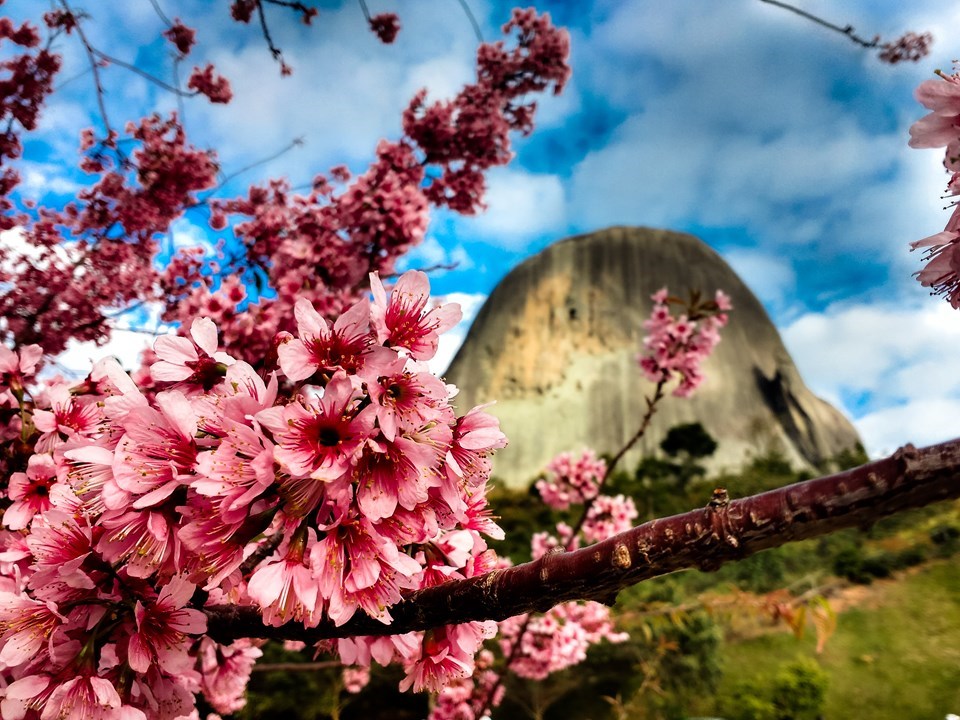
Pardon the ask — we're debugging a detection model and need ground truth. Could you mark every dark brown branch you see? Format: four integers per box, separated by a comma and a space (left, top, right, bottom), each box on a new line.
205, 438, 960, 644
256, 0, 283, 62
252, 660, 342, 673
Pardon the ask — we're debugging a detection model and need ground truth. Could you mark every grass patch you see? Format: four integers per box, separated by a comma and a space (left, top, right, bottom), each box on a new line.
699, 560, 960, 719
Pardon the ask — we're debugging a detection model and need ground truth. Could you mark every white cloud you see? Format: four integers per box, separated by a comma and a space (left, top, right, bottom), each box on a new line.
53, 329, 157, 378
782, 299, 960, 456
18, 163, 80, 197
400, 236, 475, 276
429, 292, 487, 376
465, 168, 566, 247
855, 398, 960, 459
725, 249, 797, 310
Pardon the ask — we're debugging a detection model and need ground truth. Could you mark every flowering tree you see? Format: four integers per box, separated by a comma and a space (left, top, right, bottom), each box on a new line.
0, 3, 958, 720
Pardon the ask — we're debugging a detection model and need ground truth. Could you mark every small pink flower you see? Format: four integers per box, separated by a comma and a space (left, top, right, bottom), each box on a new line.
342, 666, 370, 693
535, 449, 605, 511
39, 674, 122, 720
370, 271, 462, 361
0, 344, 42, 398
400, 622, 495, 693
1, 673, 55, 720
362, 348, 449, 442
25, 509, 95, 591
199, 638, 262, 714
257, 372, 374, 484
637, 288, 730, 397
97, 507, 180, 579
369, 13, 400, 44
188, 63, 232, 103
278, 298, 372, 381
247, 533, 321, 628
163, 19, 196, 56
312, 514, 421, 626
5, 454, 57, 530
127, 574, 207, 674
112, 391, 198, 508
151, 317, 232, 392
32, 384, 102, 452
581, 494, 638, 545
0, 592, 65, 667
878, 31, 932, 64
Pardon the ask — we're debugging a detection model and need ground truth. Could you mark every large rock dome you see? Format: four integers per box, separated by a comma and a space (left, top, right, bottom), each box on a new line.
444, 226, 861, 487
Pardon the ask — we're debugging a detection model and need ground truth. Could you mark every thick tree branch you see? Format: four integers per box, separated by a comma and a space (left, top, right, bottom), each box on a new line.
205, 438, 960, 644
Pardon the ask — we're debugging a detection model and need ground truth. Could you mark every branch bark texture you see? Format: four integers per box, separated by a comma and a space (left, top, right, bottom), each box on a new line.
206, 438, 960, 644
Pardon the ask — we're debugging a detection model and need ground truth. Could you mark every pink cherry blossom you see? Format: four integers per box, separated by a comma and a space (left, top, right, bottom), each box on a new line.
5, 453, 56, 529
31, 384, 101, 452
247, 531, 323, 627
0, 592, 64, 666
262, 376, 368, 478
370, 271, 462, 361
39, 673, 123, 720
400, 622, 496, 693
637, 288, 731, 397
151, 317, 232, 392
535, 449, 605, 511
580, 493, 638, 545
198, 638, 262, 715
909, 70, 960, 149
278, 298, 373, 381
127, 575, 207, 674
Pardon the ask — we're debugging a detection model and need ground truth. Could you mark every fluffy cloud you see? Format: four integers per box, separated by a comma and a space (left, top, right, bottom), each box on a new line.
782, 299, 960, 456
464, 168, 566, 247
722, 249, 797, 313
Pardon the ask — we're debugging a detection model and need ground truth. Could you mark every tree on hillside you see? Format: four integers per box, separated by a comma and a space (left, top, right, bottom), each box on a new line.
0, 3, 957, 720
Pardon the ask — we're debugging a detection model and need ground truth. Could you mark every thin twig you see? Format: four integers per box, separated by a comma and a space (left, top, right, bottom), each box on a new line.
91, 48, 195, 97
456, 0, 484, 43
256, 0, 283, 61
205, 137, 305, 195
148, 0, 173, 28
60, 0, 114, 139
568, 379, 666, 541
757, 0, 880, 49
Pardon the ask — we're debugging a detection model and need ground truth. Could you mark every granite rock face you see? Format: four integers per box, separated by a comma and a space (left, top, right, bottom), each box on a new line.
444, 226, 861, 487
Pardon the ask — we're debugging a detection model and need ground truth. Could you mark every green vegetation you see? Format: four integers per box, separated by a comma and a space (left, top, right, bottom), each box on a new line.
702, 561, 960, 720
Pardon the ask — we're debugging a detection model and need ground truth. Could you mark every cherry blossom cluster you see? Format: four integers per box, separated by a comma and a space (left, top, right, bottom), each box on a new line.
164, 8, 570, 366
0, 12, 61, 229
878, 31, 933, 64
369, 14, 400, 45
0, 6, 570, 372
637, 288, 732, 398
498, 601, 628, 681
429, 649, 502, 720
909, 65, 960, 307
535, 448, 605, 511
0, 270, 509, 718
1, 111, 219, 353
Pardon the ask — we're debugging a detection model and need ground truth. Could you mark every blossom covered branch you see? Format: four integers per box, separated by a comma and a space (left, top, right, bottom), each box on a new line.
205, 436, 960, 643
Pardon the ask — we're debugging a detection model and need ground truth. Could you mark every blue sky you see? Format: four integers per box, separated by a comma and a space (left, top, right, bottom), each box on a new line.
8, 0, 960, 458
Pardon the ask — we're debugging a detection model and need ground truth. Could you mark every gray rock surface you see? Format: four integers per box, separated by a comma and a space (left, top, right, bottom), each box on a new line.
444, 226, 861, 487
